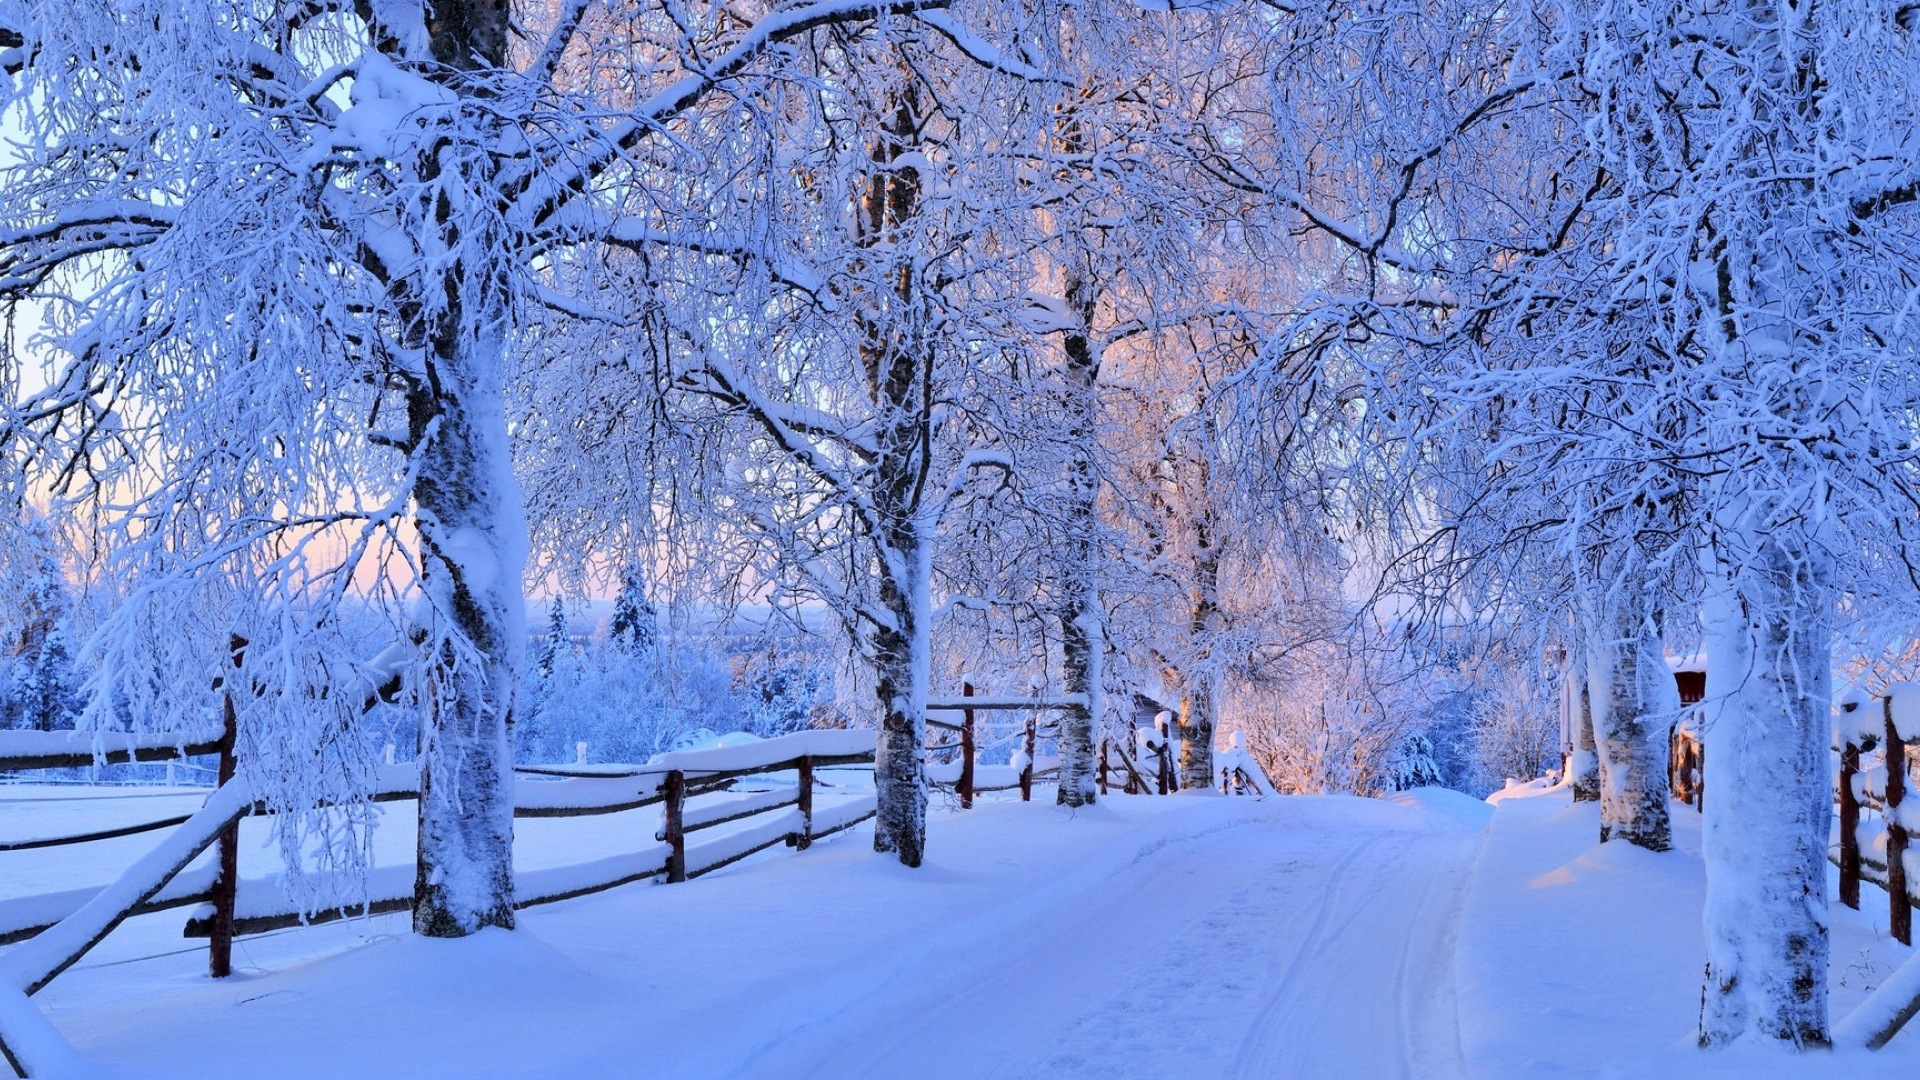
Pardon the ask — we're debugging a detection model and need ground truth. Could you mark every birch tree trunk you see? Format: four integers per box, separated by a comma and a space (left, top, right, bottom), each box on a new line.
1571, 667, 1601, 803
1698, 527, 1832, 1046
1057, 270, 1103, 808
1176, 467, 1222, 790
869, 527, 930, 866
859, 82, 931, 866
404, 0, 523, 937
1586, 584, 1672, 851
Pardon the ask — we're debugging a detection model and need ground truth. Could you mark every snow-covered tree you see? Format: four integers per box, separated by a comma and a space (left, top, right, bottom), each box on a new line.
536, 598, 571, 679
0, 0, 969, 931
607, 570, 659, 660
0, 516, 83, 731
1218, 0, 1919, 1046
514, 12, 1097, 866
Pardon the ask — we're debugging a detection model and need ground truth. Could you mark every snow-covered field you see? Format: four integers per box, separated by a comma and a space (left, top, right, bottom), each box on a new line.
2, 782, 1916, 1078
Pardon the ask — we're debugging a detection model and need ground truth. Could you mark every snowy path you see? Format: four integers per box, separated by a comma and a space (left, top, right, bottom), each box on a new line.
29, 791, 1490, 1080
741, 813, 1481, 1080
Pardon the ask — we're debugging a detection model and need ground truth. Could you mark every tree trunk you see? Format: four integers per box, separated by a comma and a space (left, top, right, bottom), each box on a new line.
405, 0, 523, 938
1176, 678, 1216, 792
1697, 527, 1831, 1047
859, 80, 930, 867
411, 326, 525, 937
1571, 666, 1601, 802
1176, 492, 1221, 790
1586, 583, 1672, 851
869, 527, 929, 867
1057, 270, 1102, 808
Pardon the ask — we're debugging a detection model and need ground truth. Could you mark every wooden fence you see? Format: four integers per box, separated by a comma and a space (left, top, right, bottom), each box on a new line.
1669, 688, 1920, 945
1836, 692, 1916, 944
0, 680, 1123, 1076
0, 727, 877, 1016
924, 683, 1071, 804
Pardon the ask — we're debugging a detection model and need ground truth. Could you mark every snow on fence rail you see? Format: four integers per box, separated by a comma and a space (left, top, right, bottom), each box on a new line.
0, 727, 224, 773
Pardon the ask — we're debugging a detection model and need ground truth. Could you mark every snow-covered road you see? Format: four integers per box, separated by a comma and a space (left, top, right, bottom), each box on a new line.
30, 791, 1491, 1080
740, 805, 1483, 1080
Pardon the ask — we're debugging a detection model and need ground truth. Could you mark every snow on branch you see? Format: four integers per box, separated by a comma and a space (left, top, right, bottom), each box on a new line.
674, 357, 886, 534
912, 11, 1071, 85
602, 218, 834, 308
518, 0, 955, 223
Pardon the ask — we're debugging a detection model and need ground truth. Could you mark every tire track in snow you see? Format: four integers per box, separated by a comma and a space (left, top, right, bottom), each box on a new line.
737, 826, 1281, 1080
1229, 830, 1478, 1080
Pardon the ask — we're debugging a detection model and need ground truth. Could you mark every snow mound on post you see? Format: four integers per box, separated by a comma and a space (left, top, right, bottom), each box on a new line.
1837, 686, 1878, 746
1890, 684, 1920, 742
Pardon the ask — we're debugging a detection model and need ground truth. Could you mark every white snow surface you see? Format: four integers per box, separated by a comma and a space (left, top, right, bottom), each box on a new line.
1889, 683, 1920, 742
1464, 783, 1918, 1076
645, 728, 874, 774
3, 782, 1918, 1076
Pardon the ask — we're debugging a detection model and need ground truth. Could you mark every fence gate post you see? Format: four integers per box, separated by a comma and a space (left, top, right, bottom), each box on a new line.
795, 756, 814, 851
1020, 718, 1036, 802
1889, 696, 1911, 945
208, 635, 245, 979
664, 770, 688, 884
1840, 737, 1862, 911
960, 682, 975, 810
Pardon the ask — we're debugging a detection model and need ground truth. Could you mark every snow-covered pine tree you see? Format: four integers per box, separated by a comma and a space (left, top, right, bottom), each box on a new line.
0, 522, 81, 731
1387, 733, 1445, 791
607, 570, 658, 660
538, 598, 570, 679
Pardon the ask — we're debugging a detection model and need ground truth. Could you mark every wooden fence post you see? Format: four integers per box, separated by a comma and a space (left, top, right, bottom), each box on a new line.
1097, 737, 1109, 796
208, 635, 245, 979
1668, 728, 1680, 801
1840, 737, 1862, 911
1889, 696, 1910, 946
664, 770, 688, 884
795, 756, 814, 851
1153, 711, 1172, 795
1696, 741, 1704, 813
960, 682, 976, 810
1019, 718, 1036, 802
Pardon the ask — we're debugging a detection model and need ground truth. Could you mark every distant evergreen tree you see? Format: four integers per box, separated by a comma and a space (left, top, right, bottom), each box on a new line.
1386, 733, 1446, 791
538, 597, 570, 678
743, 651, 819, 736
3, 522, 82, 731
607, 569, 658, 658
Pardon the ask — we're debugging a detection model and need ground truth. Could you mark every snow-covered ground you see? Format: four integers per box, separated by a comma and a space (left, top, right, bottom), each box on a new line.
3, 781, 1917, 1078
1461, 782, 1916, 1078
